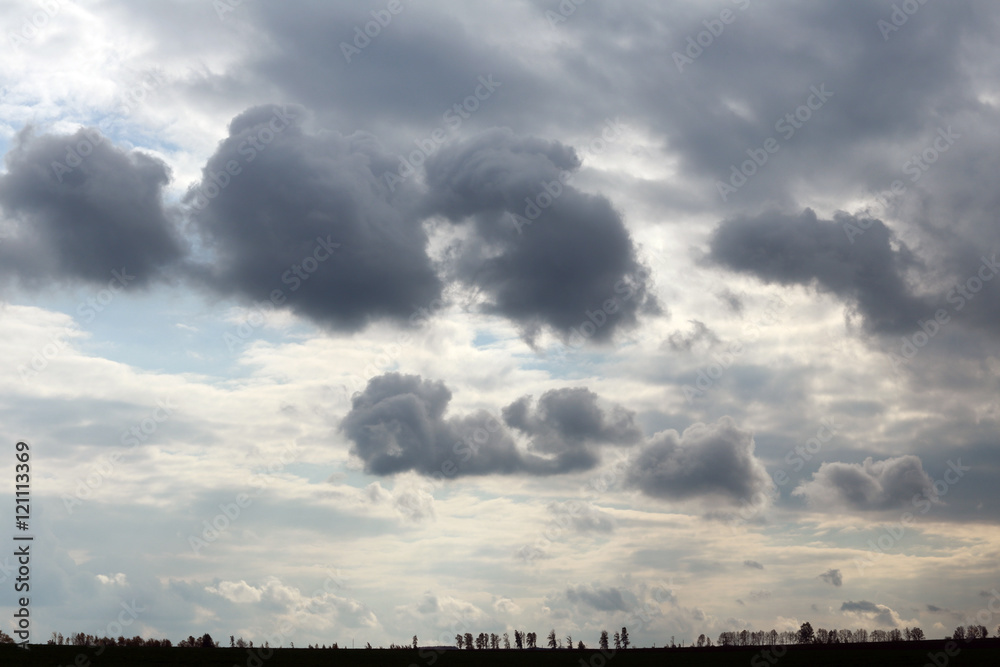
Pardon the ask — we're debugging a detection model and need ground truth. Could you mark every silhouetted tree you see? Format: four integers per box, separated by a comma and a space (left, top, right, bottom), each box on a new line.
600, 630, 609, 650
614, 632, 621, 649
547, 629, 557, 649
696, 633, 705, 647
200, 633, 216, 648
953, 627, 965, 641
464, 633, 473, 650
412, 635, 418, 649
565, 635, 572, 649
455, 634, 464, 649
797, 623, 814, 644
503, 632, 510, 649
514, 631, 523, 649
578, 640, 585, 649
527, 632, 537, 648
620, 627, 629, 649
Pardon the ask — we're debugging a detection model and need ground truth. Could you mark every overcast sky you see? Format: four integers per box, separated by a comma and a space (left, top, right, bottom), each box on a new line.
1, 0, 999, 648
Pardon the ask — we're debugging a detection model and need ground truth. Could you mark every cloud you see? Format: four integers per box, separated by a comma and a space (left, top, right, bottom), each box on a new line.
665, 320, 720, 352
186, 104, 442, 331
793, 455, 935, 511
503, 387, 643, 469
341, 373, 640, 478
0, 126, 184, 288
207, 580, 264, 604
626, 417, 773, 505
840, 600, 903, 627
422, 128, 658, 343
565, 584, 631, 612
340, 373, 520, 477
707, 208, 929, 335
819, 569, 843, 587
743, 560, 764, 570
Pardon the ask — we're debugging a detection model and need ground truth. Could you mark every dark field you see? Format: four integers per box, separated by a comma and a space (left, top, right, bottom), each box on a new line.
4, 640, 1000, 667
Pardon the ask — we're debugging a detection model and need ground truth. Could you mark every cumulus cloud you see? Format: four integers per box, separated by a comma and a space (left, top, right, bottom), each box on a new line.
708, 208, 929, 335
423, 128, 658, 343
565, 584, 632, 612
820, 568, 843, 587
186, 104, 442, 331
341, 373, 641, 478
503, 387, 643, 470
793, 455, 935, 511
627, 417, 773, 505
0, 126, 184, 288
840, 600, 904, 627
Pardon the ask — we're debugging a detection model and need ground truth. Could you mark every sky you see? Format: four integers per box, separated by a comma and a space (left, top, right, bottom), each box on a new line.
1, 0, 999, 649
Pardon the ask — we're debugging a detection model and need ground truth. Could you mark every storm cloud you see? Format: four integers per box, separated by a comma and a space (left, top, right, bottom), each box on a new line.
341, 373, 642, 478
627, 417, 772, 505
793, 455, 935, 511
0, 126, 184, 288
423, 128, 657, 343
708, 208, 929, 335
186, 104, 442, 331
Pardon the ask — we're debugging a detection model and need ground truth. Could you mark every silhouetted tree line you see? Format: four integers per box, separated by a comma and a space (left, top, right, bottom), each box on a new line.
24, 621, 998, 650
706, 622, 944, 647
45, 631, 173, 648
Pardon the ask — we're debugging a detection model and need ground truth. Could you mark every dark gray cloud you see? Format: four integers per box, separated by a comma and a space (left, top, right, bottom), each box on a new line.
0, 126, 184, 288
503, 387, 643, 466
186, 104, 442, 331
820, 568, 843, 587
565, 584, 630, 612
341, 373, 641, 478
793, 455, 935, 511
340, 373, 519, 477
743, 560, 764, 570
708, 208, 929, 335
627, 417, 772, 505
423, 128, 658, 343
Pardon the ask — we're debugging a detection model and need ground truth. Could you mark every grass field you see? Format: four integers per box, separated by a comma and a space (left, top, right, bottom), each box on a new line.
3, 640, 1000, 667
